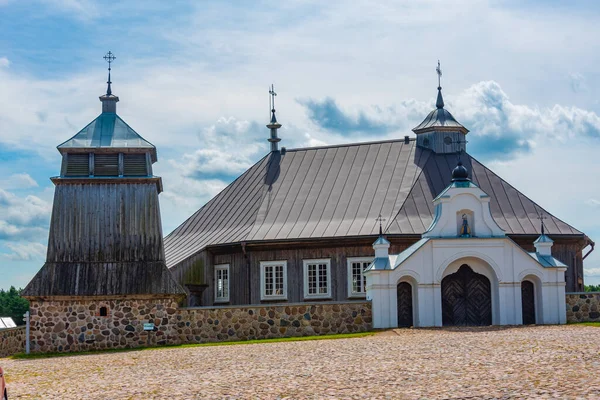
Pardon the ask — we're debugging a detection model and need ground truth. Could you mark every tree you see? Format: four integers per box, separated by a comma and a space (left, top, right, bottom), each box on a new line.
584, 284, 600, 293
0, 287, 30, 326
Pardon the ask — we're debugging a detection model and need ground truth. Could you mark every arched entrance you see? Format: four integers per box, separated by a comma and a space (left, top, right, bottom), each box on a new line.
397, 282, 413, 327
521, 280, 536, 325
442, 264, 492, 326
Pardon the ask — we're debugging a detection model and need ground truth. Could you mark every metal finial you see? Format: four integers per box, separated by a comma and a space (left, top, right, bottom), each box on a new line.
435, 60, 444, 109
103, 51, 116, 96
376, 214, 386, 236
269, 84, 277, 123
436, 60, 442, 88
537, 211, 547, 235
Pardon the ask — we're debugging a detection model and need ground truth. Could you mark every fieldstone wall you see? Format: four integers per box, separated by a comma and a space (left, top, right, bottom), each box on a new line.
28, 299, 372, 353
0, 326, 26, 357
566, 292, 600, 323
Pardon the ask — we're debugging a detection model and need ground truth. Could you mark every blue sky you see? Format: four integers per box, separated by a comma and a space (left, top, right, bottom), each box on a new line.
1, 0, 600, 289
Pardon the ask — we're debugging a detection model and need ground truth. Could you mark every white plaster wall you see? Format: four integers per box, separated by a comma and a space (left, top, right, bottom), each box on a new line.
366, 238, 566, 328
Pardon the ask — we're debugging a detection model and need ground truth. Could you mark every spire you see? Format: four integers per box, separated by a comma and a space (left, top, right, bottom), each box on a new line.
267, 84, 282, 152
436, 60, 444, 109
100, 51, 119, 113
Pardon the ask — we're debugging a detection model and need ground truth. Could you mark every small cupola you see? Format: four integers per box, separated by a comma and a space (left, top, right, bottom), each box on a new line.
451, 160, 470, 182
266, 84, 282, 152
54, 52, 160, 190
534, 215, 553, 256
373, 217, 391, 258
413, 61, 469, 154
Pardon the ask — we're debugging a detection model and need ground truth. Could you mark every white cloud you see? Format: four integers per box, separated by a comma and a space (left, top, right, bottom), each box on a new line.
0, 173, 38, 189
584, 268, 600, 278
569, 73, 587, 93
2, 242, 47, 261
0, 188, 51, 241
586, 199, 600, 207
0, 57, 9, 68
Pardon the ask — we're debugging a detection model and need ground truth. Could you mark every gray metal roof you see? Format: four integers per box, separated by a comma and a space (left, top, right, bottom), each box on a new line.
164, 139, 584, 268
412, 108, 468, 133
58, 112, 157, 161
528, 252, 567, 268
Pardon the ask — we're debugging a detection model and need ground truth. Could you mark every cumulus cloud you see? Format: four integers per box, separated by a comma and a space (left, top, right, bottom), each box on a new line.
0, 188, 51, 241
584, 268, 600, 278
2, 242, 47, 261
298, 81, 600, 162
0, 173, 38, 189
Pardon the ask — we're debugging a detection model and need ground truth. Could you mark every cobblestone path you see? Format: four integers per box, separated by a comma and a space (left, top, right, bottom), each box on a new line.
2, 325, 600, 399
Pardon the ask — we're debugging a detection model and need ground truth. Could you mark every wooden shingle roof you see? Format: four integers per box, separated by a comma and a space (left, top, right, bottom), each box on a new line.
164, 139, 584, 268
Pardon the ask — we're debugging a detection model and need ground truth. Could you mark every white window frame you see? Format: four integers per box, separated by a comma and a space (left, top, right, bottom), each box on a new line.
303, 258, 332, 300
214, 264, 230, 303
260, 261, 288, 301
347, 257, 373, 298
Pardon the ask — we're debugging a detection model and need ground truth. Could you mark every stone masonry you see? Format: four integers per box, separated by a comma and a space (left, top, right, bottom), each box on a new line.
566, 292, 600, 323
0, 326, 26, 357
27, 299, 372, 353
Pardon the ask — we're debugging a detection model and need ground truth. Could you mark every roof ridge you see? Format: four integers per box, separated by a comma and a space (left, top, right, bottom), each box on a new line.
285, 137, 415, 152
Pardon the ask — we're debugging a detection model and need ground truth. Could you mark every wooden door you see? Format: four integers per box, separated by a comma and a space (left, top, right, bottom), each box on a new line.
397, 282, 413, 327
521, 280, 536, 325
442, 265, 492, 326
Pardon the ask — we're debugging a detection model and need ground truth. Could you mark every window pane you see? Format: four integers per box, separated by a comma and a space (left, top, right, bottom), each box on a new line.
308, 264, 317, 294
265, 266, 273, 296
319, 264, 328, 294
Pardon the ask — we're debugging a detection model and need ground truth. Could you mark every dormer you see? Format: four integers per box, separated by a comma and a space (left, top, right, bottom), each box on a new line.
423, 161, 504, 238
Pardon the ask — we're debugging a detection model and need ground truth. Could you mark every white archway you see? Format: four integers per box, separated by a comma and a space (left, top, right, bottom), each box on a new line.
396, 275, 419, 328
521, 273, 544, 324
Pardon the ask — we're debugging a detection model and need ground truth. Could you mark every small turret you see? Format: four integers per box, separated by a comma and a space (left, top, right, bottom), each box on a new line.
267, 84, 282, 152
534, 213, 553, 255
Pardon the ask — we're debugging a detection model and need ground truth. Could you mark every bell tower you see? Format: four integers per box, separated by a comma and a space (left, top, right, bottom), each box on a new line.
23, 52, 184, 352
413, 61, 469, 154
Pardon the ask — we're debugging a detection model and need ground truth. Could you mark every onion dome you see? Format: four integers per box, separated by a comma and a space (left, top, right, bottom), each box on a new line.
451, 160, 470, 182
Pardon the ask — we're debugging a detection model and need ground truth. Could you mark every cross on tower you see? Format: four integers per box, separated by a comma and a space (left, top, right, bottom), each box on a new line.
376, 214, 386, 236
103, 51, 116, 96
269, 84, 277, 117
436, 60, 442, 88
537, 211, 547, 235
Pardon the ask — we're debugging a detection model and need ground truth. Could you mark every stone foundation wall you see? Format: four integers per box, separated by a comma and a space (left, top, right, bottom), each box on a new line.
0, 326, 26, 358
28, 299, 371, 353
566, 292, 600, 323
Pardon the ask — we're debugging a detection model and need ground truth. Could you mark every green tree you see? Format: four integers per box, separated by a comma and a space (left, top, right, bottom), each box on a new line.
0, 286, 30, 326
584, 284, 600, 293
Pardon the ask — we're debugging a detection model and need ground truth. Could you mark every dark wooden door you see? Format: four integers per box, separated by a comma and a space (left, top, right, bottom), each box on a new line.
521, 280, 536, 325
442, 265, 492, 326
397, 282, 413, 327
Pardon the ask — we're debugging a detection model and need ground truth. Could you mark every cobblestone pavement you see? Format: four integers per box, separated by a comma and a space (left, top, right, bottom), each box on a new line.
2, 325, 600, 399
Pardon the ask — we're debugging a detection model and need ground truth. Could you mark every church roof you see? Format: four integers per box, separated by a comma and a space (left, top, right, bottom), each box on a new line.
164, 138, 584, 268
57, 112, 157, 162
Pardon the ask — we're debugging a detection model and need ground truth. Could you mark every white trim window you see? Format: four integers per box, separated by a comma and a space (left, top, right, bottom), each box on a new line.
303, 259, 332, 299
347, 257, 373, 298
260, 261, 288, 301
215, 264, 230, 303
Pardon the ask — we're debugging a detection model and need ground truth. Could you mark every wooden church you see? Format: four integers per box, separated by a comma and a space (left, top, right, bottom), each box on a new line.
165, 71, 594, 310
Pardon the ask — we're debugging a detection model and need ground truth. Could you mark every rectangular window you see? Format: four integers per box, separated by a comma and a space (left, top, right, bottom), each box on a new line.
347, 257, 373, 298
260, 261, 287, 301
303, 259, 331, 299
94, 154, 119, 176
123, 154, 148, 176
65, 153, 90, 176
215, 264, 229, 303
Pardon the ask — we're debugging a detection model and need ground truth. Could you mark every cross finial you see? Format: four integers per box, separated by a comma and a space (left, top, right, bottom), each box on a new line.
103, 51, 116, 96
269, 84, 277, 122
376, 214, 386, 236
537, 211, 547, 235
436, 60, 442, 89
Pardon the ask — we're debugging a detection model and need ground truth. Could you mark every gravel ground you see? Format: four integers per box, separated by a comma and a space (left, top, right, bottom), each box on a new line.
2, 325, 600, 399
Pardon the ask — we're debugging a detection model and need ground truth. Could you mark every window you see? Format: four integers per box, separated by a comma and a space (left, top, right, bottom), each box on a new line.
215, 264, 230, 303
260, 261, 287, 301
94, 154, 119, 176
303, 259, 331, 299
123, 154, 148, 176
65, 153, 90, 176
99, 306, 108, 317
347, 257, 373, 298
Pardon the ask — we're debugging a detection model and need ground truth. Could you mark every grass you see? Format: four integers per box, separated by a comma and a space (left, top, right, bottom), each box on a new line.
577, 322, 600, 327
10, 331, 374, 360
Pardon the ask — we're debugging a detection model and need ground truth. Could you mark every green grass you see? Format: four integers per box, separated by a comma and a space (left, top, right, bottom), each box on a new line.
10, 331, 374, 360
578, 322, 600, 327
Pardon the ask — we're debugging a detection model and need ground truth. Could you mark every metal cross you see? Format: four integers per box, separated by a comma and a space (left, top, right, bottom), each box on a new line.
103, 51, 116, 69
537, 211, 547, 235
269, 84, 277, 113
436, 60, 442, 88
376, 214, 386, 236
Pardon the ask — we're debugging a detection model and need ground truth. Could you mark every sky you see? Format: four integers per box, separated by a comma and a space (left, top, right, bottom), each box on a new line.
1, 0, 600, 289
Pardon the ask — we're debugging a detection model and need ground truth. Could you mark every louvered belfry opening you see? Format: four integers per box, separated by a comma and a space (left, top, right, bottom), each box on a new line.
94, 154, 119, 176
123, 154, 148, 176
65, 153, 90, 176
